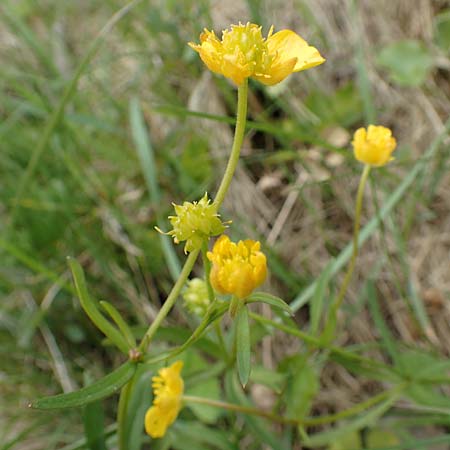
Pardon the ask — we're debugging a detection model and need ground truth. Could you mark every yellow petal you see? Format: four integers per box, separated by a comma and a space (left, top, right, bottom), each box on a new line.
254, 57, 298, 85
267, 30, 325, 72
145, 406, 169, 438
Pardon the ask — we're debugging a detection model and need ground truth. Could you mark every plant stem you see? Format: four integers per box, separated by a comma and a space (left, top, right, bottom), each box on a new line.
182, 395, 297, 425
117, 372, 137, 450
250, 312, 390, 374
333, 163, 371, 311
183, 384, 403, 426
137, 81, 249, 353
138, 249, 199, 352
213, 79, 248, 210
201, 240, 215, 304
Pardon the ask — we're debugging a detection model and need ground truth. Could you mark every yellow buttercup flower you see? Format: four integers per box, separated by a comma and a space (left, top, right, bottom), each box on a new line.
207, 235, 267, 299
189, 22, 325, 86
352, 125, 397, 167
162, 193, 226, 253
145, 361, 184, 439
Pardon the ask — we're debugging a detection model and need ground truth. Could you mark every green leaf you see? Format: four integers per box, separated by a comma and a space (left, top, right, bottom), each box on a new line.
236, 305, 251, 388
377, 40, 434, 86
434, 10, 450, 52
225, 372, 289, 450
366, 280, 399, 364
285, 355, 319, 420
303, 396, 398, 447
121, 367, 152, 450
328, 431, 361, 450
246, 292, 293, 316
250, 365, 286, 393
186, 378, 222, 424
310, 265, 331, 336
171, 421, 236, 450
82, 401, 107, 450
68, 257, 130, 354
31, 361, 136, 409
100, 301, 136, 349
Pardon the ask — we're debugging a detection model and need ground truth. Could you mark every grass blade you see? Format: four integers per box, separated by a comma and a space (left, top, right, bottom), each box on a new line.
129, 96, 181, 281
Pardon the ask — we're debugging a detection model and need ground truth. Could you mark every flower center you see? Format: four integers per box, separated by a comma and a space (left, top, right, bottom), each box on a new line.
221, 23, 271, 73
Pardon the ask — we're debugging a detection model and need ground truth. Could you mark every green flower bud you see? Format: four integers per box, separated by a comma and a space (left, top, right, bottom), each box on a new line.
165, 193, 227, 253
182, 278, 210, 317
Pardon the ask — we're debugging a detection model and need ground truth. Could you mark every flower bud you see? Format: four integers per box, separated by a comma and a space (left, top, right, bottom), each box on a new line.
182, 278, 210, 317
163, 193, 226, 253
352, 125, 396, 167
207, 235, 267, 299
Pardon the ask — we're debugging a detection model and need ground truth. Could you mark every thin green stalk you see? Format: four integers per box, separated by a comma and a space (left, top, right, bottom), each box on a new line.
334, 163, 371, 311
182, 395, 297, 425
250, 312, 390, 373
213, 79, 248, 209
183, 384, 403, 426
117, 372, 137, 450
201, 240, 215, 304
138, 249, 199, 352
138, 81, 249, 352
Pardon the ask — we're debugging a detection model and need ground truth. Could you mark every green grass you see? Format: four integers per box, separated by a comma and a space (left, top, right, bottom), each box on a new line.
1, 0, 450, 449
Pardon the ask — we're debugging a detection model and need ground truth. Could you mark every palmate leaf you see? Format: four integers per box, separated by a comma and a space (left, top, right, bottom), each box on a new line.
30, 361, 137, 410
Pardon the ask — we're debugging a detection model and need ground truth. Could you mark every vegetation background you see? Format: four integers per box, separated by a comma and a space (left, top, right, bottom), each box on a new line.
1, 0, 450, 449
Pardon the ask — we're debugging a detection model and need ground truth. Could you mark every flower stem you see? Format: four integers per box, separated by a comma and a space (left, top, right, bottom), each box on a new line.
138, 249, 199, 352
183, 384, 403, 426
117, 372, 138, 450
137, 81, 249, 353
213, 79, 248, 210
201, 240, 215, 304
182, 395, 297, 425
333, 163, 371, 311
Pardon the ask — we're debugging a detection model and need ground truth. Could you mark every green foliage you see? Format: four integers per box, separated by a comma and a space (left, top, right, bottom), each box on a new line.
376, 40, 434, 86
31, 362, 137, 409
2, 1, 450, 449
434, 10, 450, 52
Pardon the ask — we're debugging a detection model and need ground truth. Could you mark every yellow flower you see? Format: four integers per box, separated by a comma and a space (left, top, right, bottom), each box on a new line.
352, 125, 397, 167
145, 361, 184, 439
189, 22, 325, 86
162, 193, 226, 253
207, 235, 267, 299
183, 278, 210, 317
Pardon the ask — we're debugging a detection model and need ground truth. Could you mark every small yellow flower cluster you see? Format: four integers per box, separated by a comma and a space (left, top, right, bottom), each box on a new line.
182, 278, 210, 317
189, 22, 325, 86
165, 193, 226, 253
207, 235, 267, 299
352, 125, 397, 167
145, 361, 184, 439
